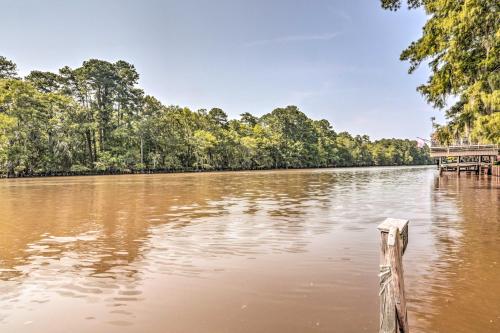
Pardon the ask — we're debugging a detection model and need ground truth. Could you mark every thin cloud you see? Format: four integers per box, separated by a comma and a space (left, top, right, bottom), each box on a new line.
244, 32, 341, 47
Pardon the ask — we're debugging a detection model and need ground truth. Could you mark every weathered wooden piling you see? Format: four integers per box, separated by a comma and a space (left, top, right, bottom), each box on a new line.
377, 218, 409, 333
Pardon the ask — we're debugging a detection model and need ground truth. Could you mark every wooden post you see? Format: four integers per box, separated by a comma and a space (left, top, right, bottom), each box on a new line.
377, 218, 409, 333
489, 155, 494, 175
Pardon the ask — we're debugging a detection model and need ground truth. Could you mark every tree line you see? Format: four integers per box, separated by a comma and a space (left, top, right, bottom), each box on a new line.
0, 56, 430, 177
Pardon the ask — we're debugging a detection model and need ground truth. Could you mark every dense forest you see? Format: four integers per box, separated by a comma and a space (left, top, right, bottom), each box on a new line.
0, 56, 430, 177
382, 0, 499, 145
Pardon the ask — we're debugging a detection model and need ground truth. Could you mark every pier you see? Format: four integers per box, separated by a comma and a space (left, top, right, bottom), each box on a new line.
430, 144, 499, 175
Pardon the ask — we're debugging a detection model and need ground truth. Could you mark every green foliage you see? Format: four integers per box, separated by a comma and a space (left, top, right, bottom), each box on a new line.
380, 0, 423, 11
0, 56, 431, 177
70, 164, 90, 173
26, 71, 62, 93
0, 56, 18, 79
471, 112, 500, 144
382, 0, 499, 144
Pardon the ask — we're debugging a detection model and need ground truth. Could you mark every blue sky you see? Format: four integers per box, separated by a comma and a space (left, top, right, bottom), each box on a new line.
1, 0, 445, 139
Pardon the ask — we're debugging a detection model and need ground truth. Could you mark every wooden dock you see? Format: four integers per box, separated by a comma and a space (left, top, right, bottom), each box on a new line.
430, 144, 498, 175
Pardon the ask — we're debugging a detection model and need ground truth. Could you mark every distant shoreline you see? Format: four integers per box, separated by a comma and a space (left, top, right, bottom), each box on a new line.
0, 163, 435, 179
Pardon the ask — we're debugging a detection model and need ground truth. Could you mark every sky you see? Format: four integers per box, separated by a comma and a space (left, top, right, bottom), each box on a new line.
0, 0, 446, 140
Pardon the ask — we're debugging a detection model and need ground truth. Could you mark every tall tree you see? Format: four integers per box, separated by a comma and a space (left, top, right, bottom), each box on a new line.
25, 71, 62, 93
382, 0, 499, 144
0, 56, 18, 79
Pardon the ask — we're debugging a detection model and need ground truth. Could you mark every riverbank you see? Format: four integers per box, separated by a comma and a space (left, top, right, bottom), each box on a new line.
0, 163, 435, 179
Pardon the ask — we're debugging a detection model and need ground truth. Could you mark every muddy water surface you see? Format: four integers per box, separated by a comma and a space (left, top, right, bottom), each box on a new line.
0, 166, 499, 332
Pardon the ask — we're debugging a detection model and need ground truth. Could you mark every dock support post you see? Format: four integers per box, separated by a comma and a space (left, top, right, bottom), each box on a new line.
378, 218, 410, 333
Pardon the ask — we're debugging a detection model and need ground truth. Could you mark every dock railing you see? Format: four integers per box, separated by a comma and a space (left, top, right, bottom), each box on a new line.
430, 144, 498, 154
378, 218, 410, 333
430, 144, 498, 157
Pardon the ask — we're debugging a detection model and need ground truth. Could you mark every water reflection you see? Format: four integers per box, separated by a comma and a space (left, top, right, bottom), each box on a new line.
0, 167, 498, 332
409, 175, 500, 333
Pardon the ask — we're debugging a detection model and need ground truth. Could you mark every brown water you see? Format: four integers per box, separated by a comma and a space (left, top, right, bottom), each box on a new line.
0, 166, 498, 333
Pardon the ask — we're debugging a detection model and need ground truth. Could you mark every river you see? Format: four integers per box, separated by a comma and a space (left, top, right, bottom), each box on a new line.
0, 166, 498, 332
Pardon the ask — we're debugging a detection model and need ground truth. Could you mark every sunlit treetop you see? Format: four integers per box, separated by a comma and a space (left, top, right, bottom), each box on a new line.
382, 0, 499, 144
380, 0, 424, 11
0, 56, 18, 79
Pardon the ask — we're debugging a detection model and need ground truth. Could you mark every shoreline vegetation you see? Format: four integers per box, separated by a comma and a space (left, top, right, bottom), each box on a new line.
0, 56, 431, 178
0, 164, 434, 179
